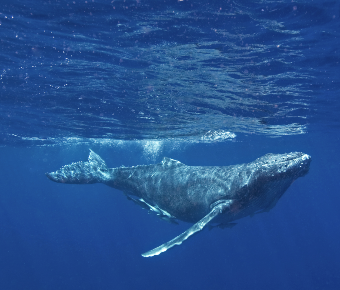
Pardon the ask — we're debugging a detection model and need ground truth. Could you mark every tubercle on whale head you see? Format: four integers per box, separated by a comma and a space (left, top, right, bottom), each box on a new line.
254, 152, 311, 179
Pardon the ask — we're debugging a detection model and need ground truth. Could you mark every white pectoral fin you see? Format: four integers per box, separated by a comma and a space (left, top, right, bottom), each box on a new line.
141, 199, 233, 258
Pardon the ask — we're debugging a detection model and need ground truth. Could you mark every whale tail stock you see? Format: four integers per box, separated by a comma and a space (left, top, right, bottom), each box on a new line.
46, 150, 110, 184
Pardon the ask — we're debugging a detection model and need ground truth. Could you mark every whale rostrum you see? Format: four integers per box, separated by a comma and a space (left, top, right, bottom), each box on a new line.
46, 150, 311, 257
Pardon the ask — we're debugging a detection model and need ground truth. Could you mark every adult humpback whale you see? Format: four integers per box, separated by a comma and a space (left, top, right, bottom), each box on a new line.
46, 150, 311, 257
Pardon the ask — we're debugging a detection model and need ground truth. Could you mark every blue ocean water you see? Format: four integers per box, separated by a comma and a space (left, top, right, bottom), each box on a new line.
1, 0, 339, 289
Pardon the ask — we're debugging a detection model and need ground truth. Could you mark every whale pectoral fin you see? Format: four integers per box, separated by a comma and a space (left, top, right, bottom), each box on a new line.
126, 194, 179, 224
142, 199, 233, 257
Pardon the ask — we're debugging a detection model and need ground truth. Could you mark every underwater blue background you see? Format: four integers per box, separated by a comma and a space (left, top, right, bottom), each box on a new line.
1, 0, 340, 289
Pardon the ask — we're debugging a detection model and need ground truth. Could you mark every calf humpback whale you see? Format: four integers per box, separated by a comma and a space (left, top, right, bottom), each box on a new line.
46, 150, 311, 257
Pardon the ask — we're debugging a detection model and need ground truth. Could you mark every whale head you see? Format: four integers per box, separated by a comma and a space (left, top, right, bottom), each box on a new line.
255, 152, 311, 179
248, 152, 311, 211
218, 152, 312, 221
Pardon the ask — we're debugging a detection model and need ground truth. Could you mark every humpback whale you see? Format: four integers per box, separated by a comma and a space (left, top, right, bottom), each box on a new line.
46, 150, 311, 257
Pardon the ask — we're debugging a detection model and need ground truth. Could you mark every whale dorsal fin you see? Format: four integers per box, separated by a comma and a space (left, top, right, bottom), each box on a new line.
161, 157, 185, 168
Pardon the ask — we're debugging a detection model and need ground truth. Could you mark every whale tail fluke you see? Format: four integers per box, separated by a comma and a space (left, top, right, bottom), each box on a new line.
46, 150, 110, 184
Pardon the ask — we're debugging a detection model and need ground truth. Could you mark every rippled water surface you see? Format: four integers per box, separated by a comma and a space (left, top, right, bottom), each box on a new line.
1, 0, 339, 145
